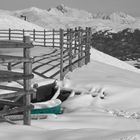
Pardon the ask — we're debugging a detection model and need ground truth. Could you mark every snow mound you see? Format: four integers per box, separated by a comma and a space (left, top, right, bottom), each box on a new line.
0, 13, 44, 30
90, 48, 140, 73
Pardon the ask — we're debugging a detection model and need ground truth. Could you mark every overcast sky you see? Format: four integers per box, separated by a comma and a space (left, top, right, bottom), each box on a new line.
0, 0, 139, 16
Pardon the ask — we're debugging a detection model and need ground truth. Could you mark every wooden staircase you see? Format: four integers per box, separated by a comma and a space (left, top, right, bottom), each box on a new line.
0, 36, 35, 125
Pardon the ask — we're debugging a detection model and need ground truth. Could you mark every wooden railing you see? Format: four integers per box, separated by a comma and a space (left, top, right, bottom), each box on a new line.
0, 27, 92, 80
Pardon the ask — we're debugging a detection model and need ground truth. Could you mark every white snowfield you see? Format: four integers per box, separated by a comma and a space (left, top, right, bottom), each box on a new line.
0, 5, 140, 140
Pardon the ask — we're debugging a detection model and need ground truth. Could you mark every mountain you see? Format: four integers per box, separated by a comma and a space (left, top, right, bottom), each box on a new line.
93, 12, 136, 24
93, 12, 110, 20
0, 5, 139, 32
13, 5, 93, 29
48, 4, 93, 20
110, 12, 136, 24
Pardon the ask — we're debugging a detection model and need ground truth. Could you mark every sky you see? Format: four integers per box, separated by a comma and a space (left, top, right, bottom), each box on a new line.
0, 0, 139, 16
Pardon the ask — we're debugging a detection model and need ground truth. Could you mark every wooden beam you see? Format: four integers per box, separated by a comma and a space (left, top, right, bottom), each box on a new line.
0, 70, 34, 82
0, 99, 22, 107
0, 55, 33, 63
0, 41, 33, 48
0, 90, 35, 99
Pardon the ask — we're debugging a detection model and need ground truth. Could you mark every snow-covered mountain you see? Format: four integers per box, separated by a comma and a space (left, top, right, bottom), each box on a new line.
0, 5, 139, 32
13, 5, 140, 32
110, 12, 136, 24
93, 12, 136, 24
48, 4, 93, 20
12, 4, 93, 29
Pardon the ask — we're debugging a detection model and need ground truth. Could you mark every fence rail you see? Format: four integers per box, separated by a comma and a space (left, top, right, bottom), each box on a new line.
0, 27, 92, 80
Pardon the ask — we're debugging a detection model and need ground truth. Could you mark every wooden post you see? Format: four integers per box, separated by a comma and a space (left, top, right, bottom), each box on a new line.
69, 29, 73, 71
60, 29, 64, 80
44, 29, 46, 46
85, 27, 89, 65
80, 28, 84, 62
33, 29, 35, 41
23, 29, 25, 39
74, 28, 77, 56
67, 29, 70, 50
9, 28, 11, 40
23, 36, 32, 125
88, 27, 92, 63
78, 27, 82, 67
52, 29, 55, 48
8, 62, 12, 83
7, 62, 12, 71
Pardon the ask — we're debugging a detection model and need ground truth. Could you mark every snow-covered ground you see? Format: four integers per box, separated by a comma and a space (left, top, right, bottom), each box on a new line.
1, 47, 140, 140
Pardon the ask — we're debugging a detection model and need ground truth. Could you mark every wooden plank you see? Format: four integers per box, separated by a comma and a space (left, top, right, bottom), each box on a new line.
0, 55, 33, 63
0, 85, 23, 92
1, 105, 34, 116
0, 70, 34, 82
0, 90, 35, 99
0, 40, 33, 48
0, 99, 22, 107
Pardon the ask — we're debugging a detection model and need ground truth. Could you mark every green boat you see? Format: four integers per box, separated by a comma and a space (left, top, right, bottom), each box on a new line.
31, 99, 62, 114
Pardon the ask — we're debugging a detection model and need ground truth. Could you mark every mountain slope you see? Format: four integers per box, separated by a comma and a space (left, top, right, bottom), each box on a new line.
0, 13, 44, 30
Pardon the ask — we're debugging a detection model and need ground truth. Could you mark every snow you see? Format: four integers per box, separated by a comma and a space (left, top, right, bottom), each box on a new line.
1, 47, 140, 140
0, 13, 44, 30
90, 48, 140, 73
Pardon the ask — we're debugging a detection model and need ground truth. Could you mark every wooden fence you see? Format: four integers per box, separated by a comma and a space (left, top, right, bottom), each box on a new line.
0, 27, 92, 80
0, 37, 34, 125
